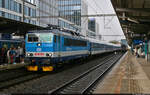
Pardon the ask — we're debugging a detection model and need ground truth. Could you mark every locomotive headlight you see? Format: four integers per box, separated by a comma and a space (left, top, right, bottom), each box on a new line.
46, 53, 52, 57
37, 43, 41, 46
27, 53, 33, 57
49, 53, 52, 57
27, 53, 30, 56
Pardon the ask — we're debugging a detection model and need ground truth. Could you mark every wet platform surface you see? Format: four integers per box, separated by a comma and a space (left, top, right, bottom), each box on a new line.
94, 51, 150, 94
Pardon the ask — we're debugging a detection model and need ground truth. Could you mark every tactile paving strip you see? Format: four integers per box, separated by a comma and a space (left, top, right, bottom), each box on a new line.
93, 52, 150, 94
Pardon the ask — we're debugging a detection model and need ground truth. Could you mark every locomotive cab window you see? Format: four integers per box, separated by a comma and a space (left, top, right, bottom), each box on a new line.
39, 33, 53, 43
28, 34, 39, 42
28, 33, 53, 43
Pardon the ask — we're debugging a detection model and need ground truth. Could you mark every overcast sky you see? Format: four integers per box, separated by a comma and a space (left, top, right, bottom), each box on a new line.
86, 0, 126, 42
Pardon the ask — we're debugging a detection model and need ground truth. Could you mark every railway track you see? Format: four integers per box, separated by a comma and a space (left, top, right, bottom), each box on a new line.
0, 68, 32, 83
0, 52, 123, 93
0, 70, 47, 90
0, 53, 113, 91
48, 53, 123, 94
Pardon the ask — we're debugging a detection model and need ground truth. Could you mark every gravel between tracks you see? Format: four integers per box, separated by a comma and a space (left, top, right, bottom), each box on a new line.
0, 52, 122, 94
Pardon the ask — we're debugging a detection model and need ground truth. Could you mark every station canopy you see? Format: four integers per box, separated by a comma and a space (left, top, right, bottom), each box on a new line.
111, 0, 150, 45
0, 17, 43, 36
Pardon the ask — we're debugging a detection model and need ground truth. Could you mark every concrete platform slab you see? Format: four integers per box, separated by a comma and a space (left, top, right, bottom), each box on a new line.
0, 63, 29, 71
93, 51, 150, 94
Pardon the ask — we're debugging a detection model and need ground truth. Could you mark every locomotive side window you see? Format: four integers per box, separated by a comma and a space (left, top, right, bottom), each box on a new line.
64, 38, 87, 47
28, 34, 39, 42
64, 38, 72, 46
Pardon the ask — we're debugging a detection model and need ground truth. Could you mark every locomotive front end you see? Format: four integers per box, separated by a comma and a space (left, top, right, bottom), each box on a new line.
25, 32, 54, 71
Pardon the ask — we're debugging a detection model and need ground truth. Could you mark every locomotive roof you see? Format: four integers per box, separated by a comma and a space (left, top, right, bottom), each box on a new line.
28, 29, 87, 41
28, 29, 120, 47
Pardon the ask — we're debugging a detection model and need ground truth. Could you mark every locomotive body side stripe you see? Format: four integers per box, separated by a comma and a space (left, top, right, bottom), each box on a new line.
26, 50, 89, 58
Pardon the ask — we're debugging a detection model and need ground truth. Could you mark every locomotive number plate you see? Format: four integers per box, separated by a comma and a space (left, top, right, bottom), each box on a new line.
34, 53, 44, 56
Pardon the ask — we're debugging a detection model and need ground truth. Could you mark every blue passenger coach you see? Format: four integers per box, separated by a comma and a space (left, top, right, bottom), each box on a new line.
25, 29, 90, 71
0, 39, 22, 49
88, 38, 119, 55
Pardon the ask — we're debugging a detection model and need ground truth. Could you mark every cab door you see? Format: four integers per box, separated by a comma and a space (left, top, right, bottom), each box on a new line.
54, 35, 61, 58
57, 35, 61, 57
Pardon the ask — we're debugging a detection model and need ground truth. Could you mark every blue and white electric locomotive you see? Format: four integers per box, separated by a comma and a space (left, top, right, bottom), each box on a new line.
25, 29, 90, 71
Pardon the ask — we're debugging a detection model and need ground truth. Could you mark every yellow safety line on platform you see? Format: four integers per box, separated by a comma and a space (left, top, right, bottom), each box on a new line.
115, 52, 128, 93
115, 68, 125, 93
128, 54, 131, 93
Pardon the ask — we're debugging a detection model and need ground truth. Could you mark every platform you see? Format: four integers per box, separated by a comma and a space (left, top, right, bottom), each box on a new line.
0, 63, 29, 71
94, 51, 150, 94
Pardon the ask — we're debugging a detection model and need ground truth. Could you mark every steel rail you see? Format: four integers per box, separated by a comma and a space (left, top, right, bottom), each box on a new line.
82, 53, 124, 94
48, 53, 122, 94
0, 53, 113, 91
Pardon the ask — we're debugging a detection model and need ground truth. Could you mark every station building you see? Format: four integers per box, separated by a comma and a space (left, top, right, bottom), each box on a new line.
0, 0, 90, 37
36, 0, 58, 27
0, 0, 91, 37
87, 18, 100, 40
0, 0, 36, 25
0, 0, 58, 28
58, 0, 88, 36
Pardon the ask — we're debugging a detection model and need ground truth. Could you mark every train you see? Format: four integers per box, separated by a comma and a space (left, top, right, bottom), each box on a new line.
25, 28, 121, 71
121, 44, 128, 51
0, 39, 23, 49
